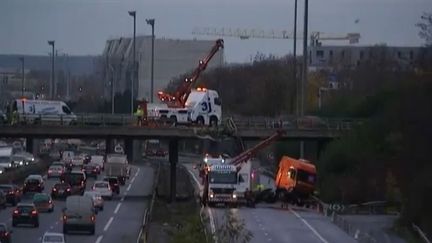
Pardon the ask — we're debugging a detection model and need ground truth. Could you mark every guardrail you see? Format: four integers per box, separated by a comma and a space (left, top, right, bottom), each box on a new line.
0, 113, 365, 131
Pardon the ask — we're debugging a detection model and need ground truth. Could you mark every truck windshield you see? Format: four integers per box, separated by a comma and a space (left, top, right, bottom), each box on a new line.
0, 157, 9, 163
209, 171, 237, 184
297, 169, 316, 185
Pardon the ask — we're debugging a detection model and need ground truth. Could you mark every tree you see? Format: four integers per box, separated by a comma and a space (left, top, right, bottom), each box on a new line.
416, 12, 432, 46
215, 210, 253, 243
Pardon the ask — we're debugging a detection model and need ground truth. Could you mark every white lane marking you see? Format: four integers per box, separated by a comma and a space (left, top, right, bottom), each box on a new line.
50, 225, 54, 229
290, 209, 329, 243
55, 221, 58, 225
130, 177, 136, 183
120, 197, 125, 202
126, 184, 132, 191
104, 217, 114, 231
114, 203, 122, 214
95, 235, 103, 243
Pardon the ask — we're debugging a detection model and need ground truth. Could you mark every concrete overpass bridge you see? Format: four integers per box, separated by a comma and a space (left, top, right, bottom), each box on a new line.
0, 115, 361, 201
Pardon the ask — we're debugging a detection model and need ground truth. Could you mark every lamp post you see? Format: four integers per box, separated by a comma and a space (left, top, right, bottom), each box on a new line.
47, 40, 55, 99
146, 18, 155, 103
128, 10, 136, 115
19, 57, 25, 97
300, 0, 308, 159
293, 0, 298, 115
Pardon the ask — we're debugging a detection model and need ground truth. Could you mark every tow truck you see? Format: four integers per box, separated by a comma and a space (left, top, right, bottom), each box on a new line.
146, 39, 224, 126
200, 130, 284, 207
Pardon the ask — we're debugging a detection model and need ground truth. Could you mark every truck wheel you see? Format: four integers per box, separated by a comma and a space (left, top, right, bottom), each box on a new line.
210, 117, 218, 127
169, 116, 177, 126
197, 117, 204, 125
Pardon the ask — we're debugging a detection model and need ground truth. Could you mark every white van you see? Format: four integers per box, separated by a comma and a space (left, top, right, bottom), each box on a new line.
0, 147, 13, 170
11, 99, 77, 125
62, 196, 96, 235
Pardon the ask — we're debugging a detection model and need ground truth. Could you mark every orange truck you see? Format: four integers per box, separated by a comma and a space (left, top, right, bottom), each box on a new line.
274, 156, 317, 205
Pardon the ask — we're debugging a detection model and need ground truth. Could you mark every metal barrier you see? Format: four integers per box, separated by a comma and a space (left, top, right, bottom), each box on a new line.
0, 113, 364, 131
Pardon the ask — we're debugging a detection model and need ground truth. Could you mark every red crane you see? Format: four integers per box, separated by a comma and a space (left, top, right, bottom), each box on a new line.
230, 130, 285, 166
157, 39, 224, 108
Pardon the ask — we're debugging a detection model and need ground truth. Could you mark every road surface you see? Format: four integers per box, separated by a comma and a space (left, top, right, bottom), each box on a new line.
182, 158, 356, 243
0, 162, 154, 243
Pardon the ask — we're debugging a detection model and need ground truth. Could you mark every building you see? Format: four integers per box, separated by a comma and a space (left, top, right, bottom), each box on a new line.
308, 45, 423, 71
102, 36, 224, 102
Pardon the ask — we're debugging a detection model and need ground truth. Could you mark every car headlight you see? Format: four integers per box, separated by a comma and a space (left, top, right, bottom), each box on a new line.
0, 170, 3, 174
31, 158, 35, 161
19, 161, 23, 165
232, 193, 237, 199
8, 163, 11, 167
204, 157, 208, 163
209, 193, 214, 198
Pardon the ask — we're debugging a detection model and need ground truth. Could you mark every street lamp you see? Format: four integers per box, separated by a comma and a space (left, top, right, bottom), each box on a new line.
293, 0, 298, 116
47, 40, 55, 99
128, 10, 136, 115
146, 18, 155, 103
300, 0, 308, 159
18, 57, 25, 97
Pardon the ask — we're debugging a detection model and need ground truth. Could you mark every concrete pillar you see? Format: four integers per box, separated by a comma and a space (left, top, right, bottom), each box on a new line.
132, 140, 141, 162
317, 139, 328, 160
25, 138, 34, 154
125, 138, 133, 162
169, 139, 178, 203
105, 137, 113, 154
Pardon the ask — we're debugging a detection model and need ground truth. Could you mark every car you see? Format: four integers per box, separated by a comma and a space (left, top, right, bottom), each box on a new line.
12, 203, 39, 227
33, 193, 54, 213
82, 163, 99, 178
0, 191, 6, 209
0, 223, 12, 243
103, 176, 120, 194
42, 232, 65, 243
23, 175, 44, 193
92, 181, 113, 200
83, 191, 104, 211
0, 184, 22, 205
60, 171, 86, 194
62, 196, 96, 235
90, 155, 105, 171
51, 161, 66, 167
48, 165, 64, 178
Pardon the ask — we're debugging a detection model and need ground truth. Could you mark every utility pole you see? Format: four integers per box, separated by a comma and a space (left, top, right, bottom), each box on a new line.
48, 40, 55, 99
294, 0, 298, 116
146, 18, 155, 103
300, 0, 309, 159
19, 57, 25, 97
128, 10, 136, 115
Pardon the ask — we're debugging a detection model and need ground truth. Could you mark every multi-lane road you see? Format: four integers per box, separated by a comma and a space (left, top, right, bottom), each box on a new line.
0, 162, 154, 243
182, 156, 356, 243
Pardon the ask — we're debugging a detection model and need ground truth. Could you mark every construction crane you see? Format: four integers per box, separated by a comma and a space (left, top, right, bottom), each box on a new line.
192, 27, 360, 46
157, 39, 224, 108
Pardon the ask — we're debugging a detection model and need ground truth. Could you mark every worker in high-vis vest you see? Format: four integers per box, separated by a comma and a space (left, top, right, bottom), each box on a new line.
134, 105, 144, 126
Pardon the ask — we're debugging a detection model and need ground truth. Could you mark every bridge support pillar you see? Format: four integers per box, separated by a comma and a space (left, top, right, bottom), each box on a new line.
105, 137, 113, 154
25, 138, 34, 154
125, 138, 133, 162
317, 139, 329, 160
169, 139, 178, 203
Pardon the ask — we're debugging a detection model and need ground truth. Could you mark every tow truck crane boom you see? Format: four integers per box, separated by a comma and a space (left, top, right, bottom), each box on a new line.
230, 130, 285, 166
157, 39, 224, 108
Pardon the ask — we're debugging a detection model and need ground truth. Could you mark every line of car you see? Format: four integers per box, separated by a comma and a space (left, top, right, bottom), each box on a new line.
0, 149, 128, 243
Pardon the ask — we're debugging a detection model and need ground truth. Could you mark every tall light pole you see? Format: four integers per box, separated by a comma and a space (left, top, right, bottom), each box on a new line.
146, 18, 155, 103
300, 0, 309, 159
48, 40, 55, 99
128, 10, 136, 115
293, 0, 298, 116
19, 57, 25, 97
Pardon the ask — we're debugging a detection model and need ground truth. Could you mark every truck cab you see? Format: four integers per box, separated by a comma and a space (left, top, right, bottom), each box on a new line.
206, 164, 239, 207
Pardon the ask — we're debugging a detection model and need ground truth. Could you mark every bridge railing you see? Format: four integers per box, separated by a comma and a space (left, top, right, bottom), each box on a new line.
0, 113, 365, 131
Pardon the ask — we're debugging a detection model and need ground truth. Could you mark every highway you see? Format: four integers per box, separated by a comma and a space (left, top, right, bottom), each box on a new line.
182, 157, 356, 243
0, 162, 154, 243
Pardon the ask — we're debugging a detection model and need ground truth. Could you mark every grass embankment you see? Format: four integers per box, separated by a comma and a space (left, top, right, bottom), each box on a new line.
147, 164, 208, 243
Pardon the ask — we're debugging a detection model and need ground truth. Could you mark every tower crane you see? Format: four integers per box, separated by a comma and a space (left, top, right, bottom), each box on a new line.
192, 27, 360, 46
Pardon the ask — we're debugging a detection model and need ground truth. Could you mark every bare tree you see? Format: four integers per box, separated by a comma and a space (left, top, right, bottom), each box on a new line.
215, 210, 253, 243
416, 12, 432, 46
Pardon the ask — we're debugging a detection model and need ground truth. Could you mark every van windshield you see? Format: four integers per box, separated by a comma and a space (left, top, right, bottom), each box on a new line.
62, 106, 71, 114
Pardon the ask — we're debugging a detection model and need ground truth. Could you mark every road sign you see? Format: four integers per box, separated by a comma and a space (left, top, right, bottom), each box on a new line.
329, 204, 345, 212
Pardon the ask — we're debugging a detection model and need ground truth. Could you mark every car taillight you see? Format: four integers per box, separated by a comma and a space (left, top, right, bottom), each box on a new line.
92, 186, 95, 190
8, 190, 14, 195
66, 188, 71, 192
13, 209, 19, 215
49, 200, 52, 204
91, 215, 96, 222
114, 183, 118, 186
63, 215, 67, 222
48, 170, 52, 173
52, 188, 57, 191
31, 210, 38, 215
108, 186, 112, 191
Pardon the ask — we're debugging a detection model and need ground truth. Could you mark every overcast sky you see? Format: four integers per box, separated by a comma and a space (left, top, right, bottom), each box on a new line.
0, 0, 430, 63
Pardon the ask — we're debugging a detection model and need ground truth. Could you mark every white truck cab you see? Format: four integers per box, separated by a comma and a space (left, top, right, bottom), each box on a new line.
151, 88, 222, 126
12, 99, 76, 125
